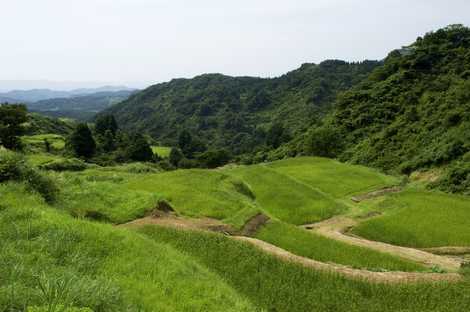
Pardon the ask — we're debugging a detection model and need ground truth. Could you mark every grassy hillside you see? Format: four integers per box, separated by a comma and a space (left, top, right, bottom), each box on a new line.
0, 183, 256, 311
142, 226, 470, 312
353, 188, 470, 248
104, 60, 378, 154
226, 164, 345, 224
23, 113, 75, 136
3, 138, 470, 311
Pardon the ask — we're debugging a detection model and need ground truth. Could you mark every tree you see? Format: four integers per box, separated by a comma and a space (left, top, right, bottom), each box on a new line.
266, 123, 289, 148
0, 104, 28, 150
126, 133, 153, 161
100, 130, 116, 153
69, 123, 96, 158
95, 114, 118, 137
198, 149, 231, 168
178, 130, 192, 152
304, 125, 343, 158
169, 148, 183, 166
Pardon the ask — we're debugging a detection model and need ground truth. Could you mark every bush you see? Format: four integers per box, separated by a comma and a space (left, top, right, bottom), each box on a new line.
431, 161, 470, 194
22, 168, 59, 203
0, 150, 26, 182
0, 150, 58, 202
40, 158, 88, 172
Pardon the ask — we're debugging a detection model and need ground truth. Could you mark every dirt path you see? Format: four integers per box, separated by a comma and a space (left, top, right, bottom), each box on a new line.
122, 215, 462, 283
234, 236, 461, 284
121, 214, 236, 234
302, 216, 462, 272
350, 187, 402, 203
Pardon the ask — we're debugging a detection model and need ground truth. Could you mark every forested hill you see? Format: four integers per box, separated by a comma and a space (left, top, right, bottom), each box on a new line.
308, 25, 469, 193
103, 60, 379, 154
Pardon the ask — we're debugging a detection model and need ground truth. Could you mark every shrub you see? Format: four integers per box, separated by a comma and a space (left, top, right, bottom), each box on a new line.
40, 158, 88, 172
431, 161, 470, 194
22, 168, 59, 203
0, 150, 58, 202
0, 150, 26, 182
122, 163, 159, 174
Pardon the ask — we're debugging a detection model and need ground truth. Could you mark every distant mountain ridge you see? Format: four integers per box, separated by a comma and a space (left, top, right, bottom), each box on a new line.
27, 90, 136, 121
0, 86, 136, 103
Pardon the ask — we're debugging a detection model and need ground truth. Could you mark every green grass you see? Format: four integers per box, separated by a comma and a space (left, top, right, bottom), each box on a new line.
22, 134, 66, 150
268, 157, 399, 198
256, 220, 425, 272
141, 225, 470, 312
151, 146, 171, 158
126, 169, 259, 226
0, 183, 257, 312
226, 165, 345, 224
26, 153, 66, 166
56, 171, 160, 224
353, 189, 470, 248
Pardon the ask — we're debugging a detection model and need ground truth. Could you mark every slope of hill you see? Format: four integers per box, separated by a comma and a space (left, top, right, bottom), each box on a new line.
299, 25, 470, 193
332, 25, 470, 170
28, 90, 135, 120
103, 60, 379, 154
23, 113, 75, 136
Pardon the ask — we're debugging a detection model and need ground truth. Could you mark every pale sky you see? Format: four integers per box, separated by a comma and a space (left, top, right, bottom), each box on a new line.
1, 0, 469, 90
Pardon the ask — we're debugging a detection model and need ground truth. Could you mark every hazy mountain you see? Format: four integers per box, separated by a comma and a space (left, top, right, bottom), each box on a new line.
27, 90, 136, 121
0, 86, 137, 103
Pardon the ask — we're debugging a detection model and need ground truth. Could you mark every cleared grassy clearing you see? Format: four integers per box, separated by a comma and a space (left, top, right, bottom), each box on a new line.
151, 146, 171, 158
0, 183, 257, 312
126, 169, 259, 226
26, 153, 66, 166
22, 134, 66, 150
141, 225, 470, 312
255, 221, 426, 272
353, 189, 470, 248
57, 171, 160, 224
268, 157, 399, 198
226, 165, 345, 224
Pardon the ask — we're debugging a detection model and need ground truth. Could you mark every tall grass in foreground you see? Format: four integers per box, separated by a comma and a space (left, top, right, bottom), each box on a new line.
141, 225, 470, 312
0, 183, 257, 312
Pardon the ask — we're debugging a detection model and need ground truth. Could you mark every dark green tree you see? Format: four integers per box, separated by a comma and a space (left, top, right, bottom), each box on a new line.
169, 148, 184, 166
178, 130, 192, 152
95, 114, 118, 136
126, 133, 153, 161
69, 123, 96, 158
266, 123, 289, 148
304, 125, 343, 158
100, 130, 116, 153
0, 104, 28, 150
198, 149, 231, 168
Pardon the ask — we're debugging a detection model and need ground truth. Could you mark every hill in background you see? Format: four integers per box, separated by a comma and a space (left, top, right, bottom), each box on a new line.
103, 60, 379, 154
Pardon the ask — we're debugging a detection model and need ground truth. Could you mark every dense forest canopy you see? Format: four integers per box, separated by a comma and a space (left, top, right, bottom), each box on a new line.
103, 60, 379, 155
312, 24, 470, 192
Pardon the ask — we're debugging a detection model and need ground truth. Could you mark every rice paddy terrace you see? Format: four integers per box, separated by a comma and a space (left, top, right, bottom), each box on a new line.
2, 143, 470, 311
